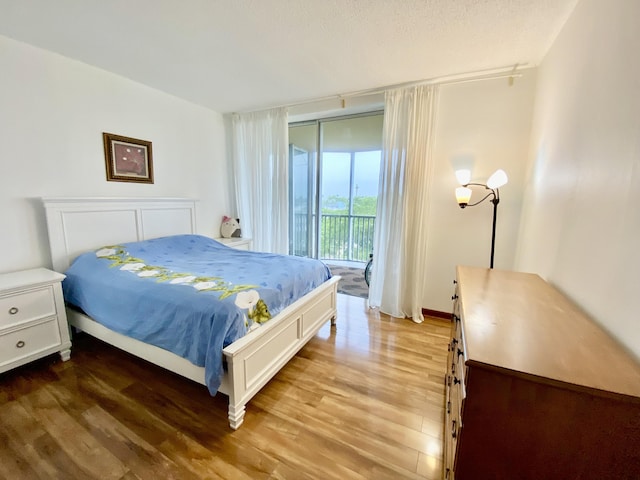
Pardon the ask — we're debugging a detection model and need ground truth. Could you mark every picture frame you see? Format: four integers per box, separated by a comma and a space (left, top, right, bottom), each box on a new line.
103, 133, 154, 184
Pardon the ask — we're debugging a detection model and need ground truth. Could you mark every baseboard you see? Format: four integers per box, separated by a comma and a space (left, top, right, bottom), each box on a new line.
422, 308, 452, 321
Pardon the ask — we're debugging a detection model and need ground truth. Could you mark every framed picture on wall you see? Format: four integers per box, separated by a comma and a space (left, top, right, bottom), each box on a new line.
103, 132, 154, 183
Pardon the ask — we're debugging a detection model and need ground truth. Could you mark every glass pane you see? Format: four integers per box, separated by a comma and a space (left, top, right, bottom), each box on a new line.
321, 152, 351, 214
352, 150, 380, 261
288, 124, 318, 257
320, 152, 351, 260
291, 145, 309, 256
353, 150, 381, 216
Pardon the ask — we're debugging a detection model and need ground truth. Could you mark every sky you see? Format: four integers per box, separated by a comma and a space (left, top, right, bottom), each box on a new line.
321, 151, 381, 198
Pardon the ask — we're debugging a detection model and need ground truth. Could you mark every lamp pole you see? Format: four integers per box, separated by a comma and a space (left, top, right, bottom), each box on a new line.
489, 196, 499, 269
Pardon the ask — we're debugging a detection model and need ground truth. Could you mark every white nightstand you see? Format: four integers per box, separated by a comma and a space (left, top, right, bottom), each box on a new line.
0, 268, 72, 374
216, 237, 252, 251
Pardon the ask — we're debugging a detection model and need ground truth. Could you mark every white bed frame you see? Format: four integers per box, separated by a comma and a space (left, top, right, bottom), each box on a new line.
42, 197, 339, 429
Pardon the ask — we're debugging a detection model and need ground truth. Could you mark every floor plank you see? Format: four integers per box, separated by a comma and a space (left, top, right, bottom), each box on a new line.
0, 294, 451, 479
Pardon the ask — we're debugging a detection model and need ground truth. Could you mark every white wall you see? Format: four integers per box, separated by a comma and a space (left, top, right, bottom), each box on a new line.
0, 35, 231, 274
425, 72, 536, 312
516, 0, 640, 358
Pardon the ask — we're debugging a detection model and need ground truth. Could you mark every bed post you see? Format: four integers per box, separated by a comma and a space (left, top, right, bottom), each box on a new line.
227, 402, 246, 430
224, 357, 246, 430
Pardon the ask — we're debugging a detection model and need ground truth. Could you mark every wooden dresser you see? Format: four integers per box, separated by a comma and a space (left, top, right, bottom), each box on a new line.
444, 266, 640, 480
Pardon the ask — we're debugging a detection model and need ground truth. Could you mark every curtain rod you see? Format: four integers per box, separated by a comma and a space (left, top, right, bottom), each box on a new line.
236, 63, 530, 114
339, 63, 527, 99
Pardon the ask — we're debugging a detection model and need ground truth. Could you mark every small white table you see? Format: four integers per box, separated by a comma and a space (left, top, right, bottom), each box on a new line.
216, 237, 252, 250
0, 268, 72, 373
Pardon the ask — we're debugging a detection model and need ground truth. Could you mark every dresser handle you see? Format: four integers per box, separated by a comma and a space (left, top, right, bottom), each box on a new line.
16, 340, 25, 348
457, 348, 464, 357
451, 294, 458, 301
447, 400, 451, 414
454, 377, 461, 385
452, 419, 457, 438
9, 306, 19, 315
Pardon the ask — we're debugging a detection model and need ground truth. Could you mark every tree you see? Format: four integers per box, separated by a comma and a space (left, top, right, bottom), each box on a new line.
353, 196, 377, 216
322, 195, 377, 216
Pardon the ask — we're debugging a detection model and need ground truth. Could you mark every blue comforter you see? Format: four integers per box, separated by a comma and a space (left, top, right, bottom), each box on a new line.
62, 234, 331, 393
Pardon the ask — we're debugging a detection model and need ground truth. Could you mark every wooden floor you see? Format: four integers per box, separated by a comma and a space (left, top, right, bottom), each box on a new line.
0, 294, 451, 480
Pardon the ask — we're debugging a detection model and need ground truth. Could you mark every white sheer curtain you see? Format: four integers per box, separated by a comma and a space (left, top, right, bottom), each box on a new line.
231, 107, 289, 254
369, 85, 439, 322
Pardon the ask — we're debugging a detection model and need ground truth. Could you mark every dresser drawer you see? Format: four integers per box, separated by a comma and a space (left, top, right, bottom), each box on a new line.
445, 388, 461, 480
0, 319, 62, 367
0, 286, 56, 330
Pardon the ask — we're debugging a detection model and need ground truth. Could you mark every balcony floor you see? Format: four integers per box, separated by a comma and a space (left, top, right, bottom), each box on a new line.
323, 259, 365, 269
325, 262, 368, 298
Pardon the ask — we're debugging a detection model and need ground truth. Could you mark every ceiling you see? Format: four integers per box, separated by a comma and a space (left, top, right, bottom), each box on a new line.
0, 0, 578, 113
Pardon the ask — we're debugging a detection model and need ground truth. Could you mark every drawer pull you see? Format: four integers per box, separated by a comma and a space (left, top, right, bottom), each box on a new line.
454, 377, 461, 385
451, 294, 458, 301
457, 348, 464, 357
9, 306, 19, 315
16, 340, 25, 348
452, 419, 457, 438
447, 400, 451, 414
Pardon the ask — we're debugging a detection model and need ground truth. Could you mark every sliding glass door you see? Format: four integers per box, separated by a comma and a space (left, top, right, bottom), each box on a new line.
289, 112, 383, 263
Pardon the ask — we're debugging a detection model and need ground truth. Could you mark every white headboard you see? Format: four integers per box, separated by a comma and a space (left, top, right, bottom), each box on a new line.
42, 197, 197, 272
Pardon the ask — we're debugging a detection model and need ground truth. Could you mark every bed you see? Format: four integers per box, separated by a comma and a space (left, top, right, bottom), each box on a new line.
42, 197, 340, 429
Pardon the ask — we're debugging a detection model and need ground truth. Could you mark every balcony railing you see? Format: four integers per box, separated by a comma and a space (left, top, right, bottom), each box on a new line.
321, 214, 375, 263
292, 213, 375, 263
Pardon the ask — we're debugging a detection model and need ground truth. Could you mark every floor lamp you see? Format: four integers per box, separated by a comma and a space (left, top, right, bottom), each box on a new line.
454, 169, 508, 269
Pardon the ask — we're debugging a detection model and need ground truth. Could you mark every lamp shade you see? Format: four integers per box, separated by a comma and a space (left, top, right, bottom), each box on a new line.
455, 169, 472, 185
456, 187, 472, 206
486, 169, 508, 189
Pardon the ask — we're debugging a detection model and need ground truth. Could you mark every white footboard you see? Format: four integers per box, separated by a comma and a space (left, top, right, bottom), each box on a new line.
221, 276, 339, 429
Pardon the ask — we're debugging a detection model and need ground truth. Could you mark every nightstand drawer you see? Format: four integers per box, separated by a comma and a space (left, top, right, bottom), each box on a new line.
0, 319, 62, 367
0, 286, 56, 330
